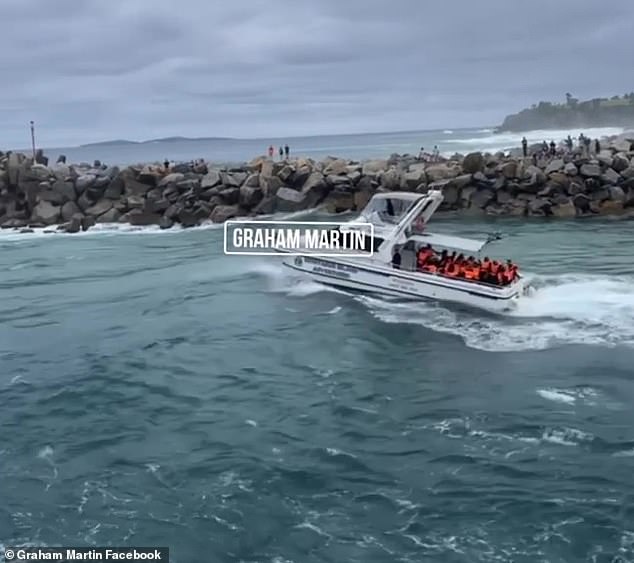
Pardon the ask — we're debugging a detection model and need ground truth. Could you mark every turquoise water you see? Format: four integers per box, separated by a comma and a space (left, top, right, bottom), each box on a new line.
2, 215, 634, 562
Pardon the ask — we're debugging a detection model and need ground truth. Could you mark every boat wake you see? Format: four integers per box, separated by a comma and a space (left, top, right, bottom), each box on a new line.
253, 262, 634, 351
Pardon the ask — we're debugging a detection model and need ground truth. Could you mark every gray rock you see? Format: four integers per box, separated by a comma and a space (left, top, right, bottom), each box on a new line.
243, 173, 260, 188
220, 172, 240, 187
240, 185, 264, 208
81, 215, 96, 232
220, 187, 240, 205
65, 214, 83, 233
550, 199, 577, 218
31, 201, 61, 225
96, 208, 122, 223
201, 170, 222, 188
61, 201, 81, 221
462, 152, 484, 174
499, 161, 518, 179
37, 187, 66, 206
580, 163, 601, 177
122, 210, 162, 226
85, 199, 113, 216
401, 170, 425, 191
210, 204, 240, 223
323, 159, 348, 176
159, 173, 185, 187
361, 160, 388, 176
564, 162, 578, 176
470, 188, 495, 208
260, 175, 283, 196
75, 174, 96, 193
159, 216, 174, 230
545, 159, 564, 175
126, 195, 145, 209
103, 177, 124, 199
612, 154, 631, 173
600, 167, 621, 185
275, 187, 309, 213
50, 180, 76, 202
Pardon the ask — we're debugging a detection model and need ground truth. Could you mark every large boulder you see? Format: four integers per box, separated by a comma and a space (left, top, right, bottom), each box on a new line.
61, 201, 81, 221
85, 199, 113, 216
275, 187, 310, 213
545, 159, 564, 175
158, 173, 185, 187
200, 169, 222, 189
550, 199, 577, 218
564, 162, 578, 176
210, 204, 240, 223
96, 208, 122, 223
579, 163, 601, 177
600, 167, 621, 185
612, 153, 631, 173
122, 169, 153, 196
31, 201, 60, 225
462, 152, 484, 174
51, 180, 76, 202
323, 159, 348, 176
239, 185, 263, 208
120, 209, 162, 226
361, 160, 387, 177
323, 190, 355, 213
380, 169, 401, 190
425, 164, 459, 182
499, 161, 518, 179
75, 174, 96, 193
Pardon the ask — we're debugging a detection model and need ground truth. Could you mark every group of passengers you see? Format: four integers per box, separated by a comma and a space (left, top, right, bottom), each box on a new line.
415, 244, 519, 286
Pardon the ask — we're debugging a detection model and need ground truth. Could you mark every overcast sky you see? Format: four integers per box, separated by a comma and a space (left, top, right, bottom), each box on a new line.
1, 0, 633, 147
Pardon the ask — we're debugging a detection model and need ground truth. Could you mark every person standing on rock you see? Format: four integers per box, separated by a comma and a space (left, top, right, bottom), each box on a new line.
163, 158, 169, 172
279, 146, 284, 160
595, 139, 601, 154
268, 145, 274, 158
549, 140, 556, 156
284, 144, 289, 158
521, 137, 528, 157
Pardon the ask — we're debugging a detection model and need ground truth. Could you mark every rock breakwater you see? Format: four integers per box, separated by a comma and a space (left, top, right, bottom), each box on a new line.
1, 134, 634, 233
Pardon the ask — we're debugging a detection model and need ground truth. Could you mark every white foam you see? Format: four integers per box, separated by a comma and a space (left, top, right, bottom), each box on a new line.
537, 389, 577, 405
443, 126, 625, 155
0, 208, 320, 242
357, 273, 634, 351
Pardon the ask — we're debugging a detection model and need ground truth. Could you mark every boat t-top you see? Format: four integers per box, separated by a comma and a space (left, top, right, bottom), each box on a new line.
280, 189, 529, 312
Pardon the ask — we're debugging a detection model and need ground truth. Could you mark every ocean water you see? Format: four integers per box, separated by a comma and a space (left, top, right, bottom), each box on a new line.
31, 125, 627, 166
2, 212, 634, 562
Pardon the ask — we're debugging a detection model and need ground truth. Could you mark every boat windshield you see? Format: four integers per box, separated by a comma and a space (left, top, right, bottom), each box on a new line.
361, 197, 417, 224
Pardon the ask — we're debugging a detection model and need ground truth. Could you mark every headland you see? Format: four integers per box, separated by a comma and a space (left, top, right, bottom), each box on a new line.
1, 132, 633, 234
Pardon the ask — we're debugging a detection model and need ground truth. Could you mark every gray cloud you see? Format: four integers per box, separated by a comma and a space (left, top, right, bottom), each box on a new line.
0, 0, 632, 147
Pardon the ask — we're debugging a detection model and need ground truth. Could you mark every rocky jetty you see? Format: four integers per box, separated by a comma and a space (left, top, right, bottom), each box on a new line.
2, 134, 634, 233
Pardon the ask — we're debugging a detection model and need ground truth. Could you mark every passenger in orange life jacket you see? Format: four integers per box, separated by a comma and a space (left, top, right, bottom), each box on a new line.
416, 244, 434, 269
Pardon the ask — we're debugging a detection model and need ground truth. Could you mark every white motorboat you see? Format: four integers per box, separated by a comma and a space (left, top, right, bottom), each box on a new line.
279, 189, 529, 313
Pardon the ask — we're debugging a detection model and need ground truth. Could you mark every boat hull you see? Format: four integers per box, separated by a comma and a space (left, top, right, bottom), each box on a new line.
281, 253, 524, 313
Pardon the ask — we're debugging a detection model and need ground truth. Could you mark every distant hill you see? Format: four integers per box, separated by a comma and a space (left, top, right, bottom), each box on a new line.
80, 136, 232, 147
497, 93, 634, 132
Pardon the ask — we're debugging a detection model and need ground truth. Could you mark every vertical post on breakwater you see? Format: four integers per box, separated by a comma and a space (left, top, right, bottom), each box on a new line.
30, 120, 36, 162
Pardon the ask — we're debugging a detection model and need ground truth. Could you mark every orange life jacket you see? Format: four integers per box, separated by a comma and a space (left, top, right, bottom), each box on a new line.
426, 264, 437, 273
481, 259, 491, 271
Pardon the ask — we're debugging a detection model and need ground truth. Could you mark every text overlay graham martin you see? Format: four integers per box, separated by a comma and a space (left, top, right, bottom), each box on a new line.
224, 221, 374, 256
